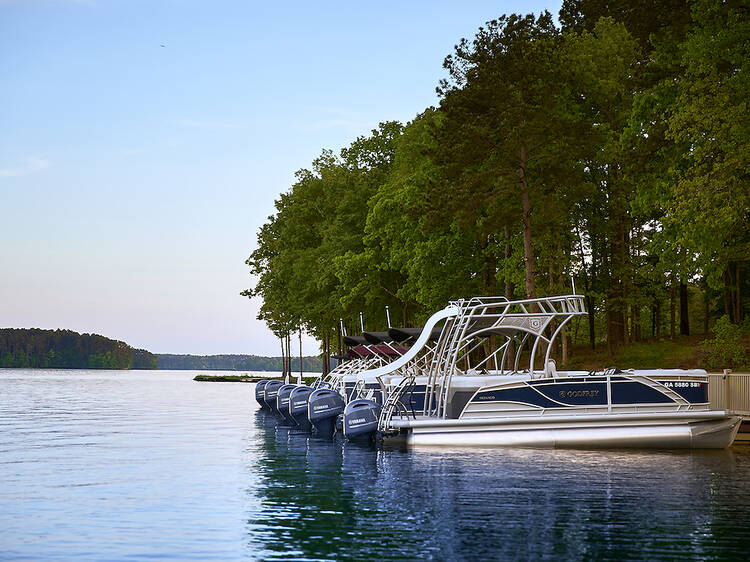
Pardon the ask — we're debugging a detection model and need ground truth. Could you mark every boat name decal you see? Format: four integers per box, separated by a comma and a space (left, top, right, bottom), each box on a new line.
560, 390, 600, 398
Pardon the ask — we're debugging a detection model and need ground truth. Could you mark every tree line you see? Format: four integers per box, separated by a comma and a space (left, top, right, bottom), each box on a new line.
244, 0, 749, 371
157, 354, 325, 372
0, 327, 329, 372
0, 328, 158, 370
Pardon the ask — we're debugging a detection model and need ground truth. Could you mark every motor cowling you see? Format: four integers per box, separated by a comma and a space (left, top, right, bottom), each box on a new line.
343, 399, 381, 441
308, 388, 345, 435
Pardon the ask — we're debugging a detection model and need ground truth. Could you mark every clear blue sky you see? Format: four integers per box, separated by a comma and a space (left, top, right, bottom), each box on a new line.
1, 0, 561, 356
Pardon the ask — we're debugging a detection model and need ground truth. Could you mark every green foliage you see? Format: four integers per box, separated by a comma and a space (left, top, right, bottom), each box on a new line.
244, 3, 750, 357
700, 316, 749, 370
663, 0, 750, 289
0, 328, 158, 370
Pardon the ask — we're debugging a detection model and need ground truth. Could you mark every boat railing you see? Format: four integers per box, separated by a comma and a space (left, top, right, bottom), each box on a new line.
379, 375, 418, 432
708, 372, 750, 416
426, 294, 587, 418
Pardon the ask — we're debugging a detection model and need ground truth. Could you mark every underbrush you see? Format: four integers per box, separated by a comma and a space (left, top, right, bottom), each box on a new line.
565, 332, 749, 372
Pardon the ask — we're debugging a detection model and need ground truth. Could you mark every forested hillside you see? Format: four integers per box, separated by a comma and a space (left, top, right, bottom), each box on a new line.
0, 329, 158, 369
244, 0, 749, 372
157, 354, 325, 372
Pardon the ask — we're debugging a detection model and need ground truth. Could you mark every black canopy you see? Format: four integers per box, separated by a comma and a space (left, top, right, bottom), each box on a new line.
362, 331, 392, 345
343, 335, 368, 347
387, 326, 443, 342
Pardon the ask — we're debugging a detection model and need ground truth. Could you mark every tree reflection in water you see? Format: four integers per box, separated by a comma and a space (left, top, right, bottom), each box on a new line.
246, 412, 750, 561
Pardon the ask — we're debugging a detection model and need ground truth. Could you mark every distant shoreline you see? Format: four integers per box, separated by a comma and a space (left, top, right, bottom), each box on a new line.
0, 327, 326, 372
193, 374, 319, 384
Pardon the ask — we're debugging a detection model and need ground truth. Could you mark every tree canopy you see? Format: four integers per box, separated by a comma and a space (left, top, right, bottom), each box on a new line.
244, 1, 750, 368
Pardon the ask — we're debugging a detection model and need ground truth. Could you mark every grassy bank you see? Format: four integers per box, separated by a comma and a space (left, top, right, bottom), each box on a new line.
565, 334, 750, 372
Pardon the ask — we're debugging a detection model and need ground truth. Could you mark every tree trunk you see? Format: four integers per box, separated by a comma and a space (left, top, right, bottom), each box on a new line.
288, 333, 292, 381
521, 189, 536, 299
518, 144, 536, 300
736, 261, 742, 323
288, 333, 292, 378
587, 295, 596, 350
483, 234, 497, 296
656, 299, 662, 338
679, 281, 690, 335
504, 225, 513, 299
622, 224, 630, 346
724, 266, 733, 321
322, 333, 328, 376
633, 304, 641, 342
670, 276, 676, 340
703, 281, 710, 334
606, 250, 625, 353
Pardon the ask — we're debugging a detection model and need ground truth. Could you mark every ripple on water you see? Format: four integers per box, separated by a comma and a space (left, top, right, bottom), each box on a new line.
2, 369, 750, 561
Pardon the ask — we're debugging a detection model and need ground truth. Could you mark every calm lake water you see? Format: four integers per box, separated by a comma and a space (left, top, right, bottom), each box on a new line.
2, 369, 750, 560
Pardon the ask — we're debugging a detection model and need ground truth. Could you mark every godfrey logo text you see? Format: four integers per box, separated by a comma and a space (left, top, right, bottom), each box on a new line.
560, 390, 600, 398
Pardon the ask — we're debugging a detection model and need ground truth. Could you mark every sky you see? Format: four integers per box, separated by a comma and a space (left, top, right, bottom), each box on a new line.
0, 0, 561, 356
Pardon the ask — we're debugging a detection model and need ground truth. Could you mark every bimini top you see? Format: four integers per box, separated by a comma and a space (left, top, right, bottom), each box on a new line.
362, 331, 392, 345
343, 335, 368, 347
387, 326, 443, 343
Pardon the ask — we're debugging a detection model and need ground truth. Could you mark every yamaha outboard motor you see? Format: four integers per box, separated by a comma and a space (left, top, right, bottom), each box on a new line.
343, 399, 381, 441
255, 380, 270, 410
275, 384, 297, 425
308, 387, 345, 436
263, 380, 284, 417
289, 386, 314, 431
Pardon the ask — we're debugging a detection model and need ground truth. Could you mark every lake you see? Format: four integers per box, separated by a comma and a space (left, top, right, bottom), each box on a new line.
2, 369, 750, 560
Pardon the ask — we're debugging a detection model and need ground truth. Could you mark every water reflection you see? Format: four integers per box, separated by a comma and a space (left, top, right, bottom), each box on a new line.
248, 413, 750, 561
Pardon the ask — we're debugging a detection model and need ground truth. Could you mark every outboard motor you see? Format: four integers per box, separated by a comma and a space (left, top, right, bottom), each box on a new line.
289, 386, 314, 431
335, 414, 344, 433
343, 399, 381, 441
308, 388, 345, 436
263, 380, 284, 416
275, 384, 297, 425
255, 380, 270, 410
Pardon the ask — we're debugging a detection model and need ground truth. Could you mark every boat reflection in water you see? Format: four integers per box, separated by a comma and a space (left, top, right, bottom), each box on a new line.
247, 410, 750, 560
